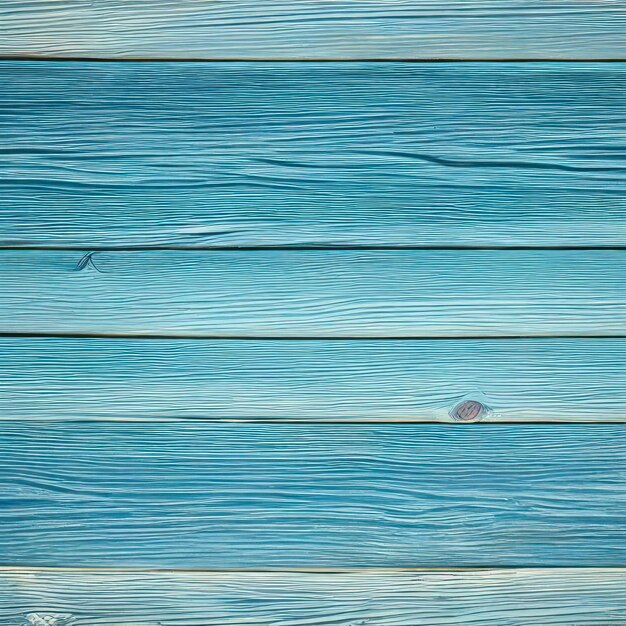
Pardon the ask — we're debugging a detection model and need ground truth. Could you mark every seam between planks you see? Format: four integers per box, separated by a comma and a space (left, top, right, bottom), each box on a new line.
3, 332, 626, 340
4, 56, 626, 63
3, 419, 625, 424
2, 566, 626, 573
5, 245, 626, 251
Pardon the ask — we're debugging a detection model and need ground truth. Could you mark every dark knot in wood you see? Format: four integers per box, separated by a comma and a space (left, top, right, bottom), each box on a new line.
450, 400, 486, 422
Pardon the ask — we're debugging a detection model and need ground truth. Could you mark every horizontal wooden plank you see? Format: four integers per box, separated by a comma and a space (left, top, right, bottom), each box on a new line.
2, 568, 626, 625
2, 2, 626, 59
2, 423, 626, 567
2, 61, 626, 248
2, 249, 626, 337
3, 337, 626, 422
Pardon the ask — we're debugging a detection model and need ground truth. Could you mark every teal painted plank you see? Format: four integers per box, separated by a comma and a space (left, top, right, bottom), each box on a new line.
2, 337, 626, 422
2, 61, 626, 248
2, 1, 626, 59
1, 423, 625, 567
2, 249, 626, 337
2, 568, 626, 625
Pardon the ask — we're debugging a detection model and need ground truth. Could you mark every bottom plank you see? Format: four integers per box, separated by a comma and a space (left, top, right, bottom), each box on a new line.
0, 568, 625, 625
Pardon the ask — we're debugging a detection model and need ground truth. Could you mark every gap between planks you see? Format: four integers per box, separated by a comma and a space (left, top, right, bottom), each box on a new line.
3, 566, 626, 573
5, 245, 626, 251
5, 418, 626, 424
3, 332, 626, 340
4, 57, 626, 63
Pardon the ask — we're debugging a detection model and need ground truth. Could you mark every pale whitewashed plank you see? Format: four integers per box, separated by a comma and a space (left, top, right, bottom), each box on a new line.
1, 568, 625, 625
2, 1, 626, 59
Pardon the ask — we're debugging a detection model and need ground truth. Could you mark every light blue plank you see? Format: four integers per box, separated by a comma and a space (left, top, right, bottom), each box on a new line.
2, 568, 626, 625
1, 423, 625, 567
2, 337, 626, 422
2, 1, 626, 59
2, 61, 626, 248
2, 249, 626, 337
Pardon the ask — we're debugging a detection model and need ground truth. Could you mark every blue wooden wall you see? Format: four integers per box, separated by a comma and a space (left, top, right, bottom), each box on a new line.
2, 2, 626, 624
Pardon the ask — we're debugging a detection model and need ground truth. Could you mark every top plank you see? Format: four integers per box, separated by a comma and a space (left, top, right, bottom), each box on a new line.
2, 61, 626, 248
2, 1, 626, 60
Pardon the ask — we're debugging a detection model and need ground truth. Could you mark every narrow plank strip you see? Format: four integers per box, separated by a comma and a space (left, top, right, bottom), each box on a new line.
2, 249, 626, 337
2, 568, 626, 625
2, 61, 626, 248
1, 423, 625, 568
2, 2, 626, 59
2, 337, 625, 422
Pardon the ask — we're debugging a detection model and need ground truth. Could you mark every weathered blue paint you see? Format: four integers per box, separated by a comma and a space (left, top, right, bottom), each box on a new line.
1, 422, 625, 568
1, 6, 624, 619
2, 1, 626, 59
2, 249, 626, 336
2, 337, 625, 422
2, 568, 626, 625
2, 61, 626, 248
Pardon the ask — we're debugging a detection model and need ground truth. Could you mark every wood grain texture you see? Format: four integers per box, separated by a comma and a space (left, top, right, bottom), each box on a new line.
2, 337, 626, 422
3, 61, 626, 248
2, 568, 626, 625
1, 422, 626, 568
2, 1, 626, 59
2, 249, 626, 337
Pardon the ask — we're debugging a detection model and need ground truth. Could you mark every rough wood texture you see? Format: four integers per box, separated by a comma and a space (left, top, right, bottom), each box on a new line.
2, 422, 625, 568
2, 1, 626, 59
3, 337, 626, 422
2, 249, 626, 337
1, 568, 626, 625
3, 61, 626, 248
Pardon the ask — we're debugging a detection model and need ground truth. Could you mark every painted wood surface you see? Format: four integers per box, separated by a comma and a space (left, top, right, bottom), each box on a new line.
3, 61, 626, 248
2, 422, 626, 568
2, 568, 626, 625
3, 1, 626, 60
3, 249, 626, 337
3, 337, 626, 422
